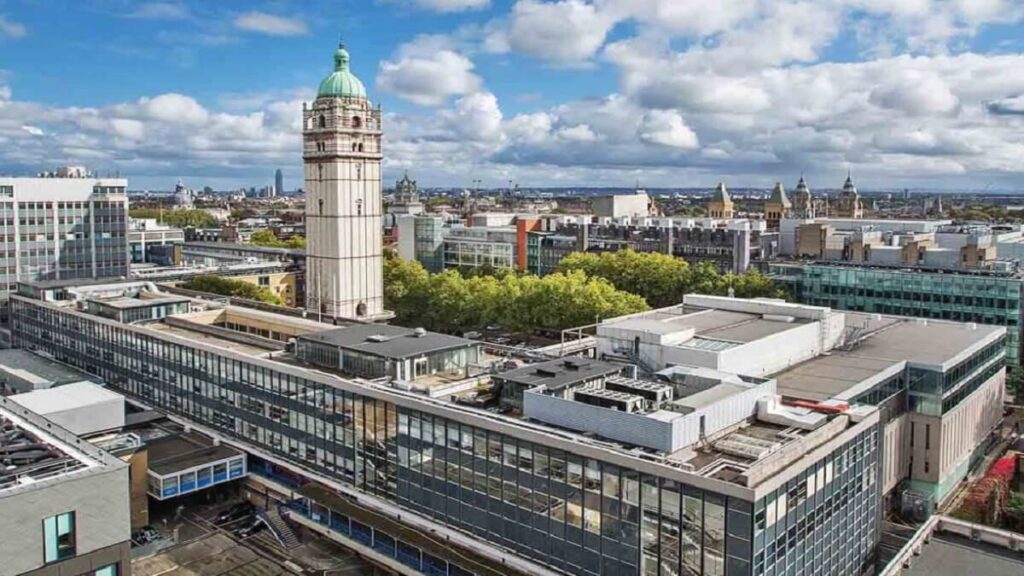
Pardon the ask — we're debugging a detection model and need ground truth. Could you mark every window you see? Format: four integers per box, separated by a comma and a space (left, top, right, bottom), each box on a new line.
43, 511, 76, 562
95, 564, 119, 576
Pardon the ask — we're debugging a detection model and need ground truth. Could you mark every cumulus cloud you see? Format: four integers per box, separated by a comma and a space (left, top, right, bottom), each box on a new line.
639, 111, 698, 149
233, 12, 308, 36
0, 16, 26, 40
377, 36, 482, 106
488, 0, 616, 64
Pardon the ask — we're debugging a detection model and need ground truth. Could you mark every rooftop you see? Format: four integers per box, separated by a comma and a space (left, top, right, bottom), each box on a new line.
775, 313, 1005, 400
494, 357, 625, 391
0, 349, 98, 390
0, 397, 123, 494
146, 431, 243, 476
298, 324, 477, 359
902, 532, 1024, 576
89, 293, 191, 310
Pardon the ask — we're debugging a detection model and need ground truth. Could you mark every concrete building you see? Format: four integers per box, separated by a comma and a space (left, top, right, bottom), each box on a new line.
127, 218, 185, 265
0, 396, 130, 576
0, 171, 129, 321
595, 295, 1006, 508
592, 191, 652, 218
303, 44, 385, 320
400, 213, 771, 276
8, 280, 974, 576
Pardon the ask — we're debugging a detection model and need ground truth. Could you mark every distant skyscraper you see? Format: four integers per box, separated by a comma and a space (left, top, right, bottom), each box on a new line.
303, 44, 384, 319
274, 168, 283, 197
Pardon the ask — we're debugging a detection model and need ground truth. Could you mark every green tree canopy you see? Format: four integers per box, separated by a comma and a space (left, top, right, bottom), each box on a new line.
383, 255, 648, 335
249, 229, 306, 249
181, 275, 283, 306
556, 249, 786, 307
129, 208, 219, 229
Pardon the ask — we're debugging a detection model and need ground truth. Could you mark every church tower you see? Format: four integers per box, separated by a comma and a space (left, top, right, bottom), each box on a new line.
303, 44, 386, 319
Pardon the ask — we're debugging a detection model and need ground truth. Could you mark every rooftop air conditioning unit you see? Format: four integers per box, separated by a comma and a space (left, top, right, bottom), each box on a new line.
366, 335, 391, 343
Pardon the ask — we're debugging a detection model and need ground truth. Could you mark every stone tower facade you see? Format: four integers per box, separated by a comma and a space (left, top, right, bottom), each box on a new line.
707, 182, 734, 219
303, 45, 385, 319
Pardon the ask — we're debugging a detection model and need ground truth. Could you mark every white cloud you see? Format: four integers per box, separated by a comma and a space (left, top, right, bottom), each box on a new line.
869, 70, 960, 115
0, 16, 26, 40
21, 125, 43, 136
639, 110, 698, 149
403, 0, 491, 11
233, 12, 308, 37
557, 124, 598, 142
128, 3, 190, 20
377, 36, 482, 106
490, 0, 616, 64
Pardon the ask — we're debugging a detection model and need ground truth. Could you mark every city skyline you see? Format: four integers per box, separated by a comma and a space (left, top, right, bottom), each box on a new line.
1, 1, 1024, 190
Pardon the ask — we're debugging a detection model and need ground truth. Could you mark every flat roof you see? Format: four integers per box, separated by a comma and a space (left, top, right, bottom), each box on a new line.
91, 294, 191, 310
0, 349, 97, 387
299, 324, 477, 359
146, 432, 243, 476
903, 533, 1024, 576
774, 313, 1004, 400
494, 358, 624, 391
148, 322, 272, 357
604, 307, 809, 345
10, 381, 121, 415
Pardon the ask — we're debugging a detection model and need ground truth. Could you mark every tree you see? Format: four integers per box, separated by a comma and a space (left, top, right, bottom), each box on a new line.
556, 249, 787, 307
182, 275, 283, 306
382, 255, 648, 335
249, 228, 306, 250
129, 208, 219, 228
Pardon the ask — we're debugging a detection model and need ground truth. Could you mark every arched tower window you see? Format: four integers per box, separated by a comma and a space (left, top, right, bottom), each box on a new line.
352, 117, 362, 129
356, 302, 367, 317
317, 164, 324, 181
318, 198, 324, 215
352, 143, 358, 152
356, 198, 363, 216
318, 114, 326, 128
358, 143, 364, 152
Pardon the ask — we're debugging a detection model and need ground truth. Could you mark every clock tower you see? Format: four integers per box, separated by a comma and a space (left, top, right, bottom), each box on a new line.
303, 44, 386, 319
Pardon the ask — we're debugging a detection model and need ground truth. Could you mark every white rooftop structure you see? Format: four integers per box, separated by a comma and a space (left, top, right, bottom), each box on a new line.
10, 382, 125, 436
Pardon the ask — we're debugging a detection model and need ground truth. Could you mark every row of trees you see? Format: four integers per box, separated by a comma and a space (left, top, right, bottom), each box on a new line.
384, 255, 648, 335
181, 275, 284, 306
556, 250, 787, 308
129, 208, 219, 229
250, 229, 307, 249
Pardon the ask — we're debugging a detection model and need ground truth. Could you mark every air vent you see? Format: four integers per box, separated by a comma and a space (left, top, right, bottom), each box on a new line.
366, 335, 391, 343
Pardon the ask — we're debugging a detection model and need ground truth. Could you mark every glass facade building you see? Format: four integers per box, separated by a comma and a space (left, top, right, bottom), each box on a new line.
11, 295, 882, 576
770, 263, 1023, 366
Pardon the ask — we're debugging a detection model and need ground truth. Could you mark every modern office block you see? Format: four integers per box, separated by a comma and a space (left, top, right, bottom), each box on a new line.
8, 284, 890, 576
771, 262, 1023, 366
0, 172, 129, 321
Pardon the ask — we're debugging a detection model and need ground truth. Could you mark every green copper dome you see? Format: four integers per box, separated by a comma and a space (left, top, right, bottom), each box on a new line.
317, 45, 367, 99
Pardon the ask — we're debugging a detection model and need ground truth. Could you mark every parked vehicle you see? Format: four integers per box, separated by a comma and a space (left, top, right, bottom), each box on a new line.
216, 502, 254, 524
235, 518, 266, 538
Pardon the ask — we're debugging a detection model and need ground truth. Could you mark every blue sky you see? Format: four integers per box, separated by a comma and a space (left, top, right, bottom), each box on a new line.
2, 0, 1024, 191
